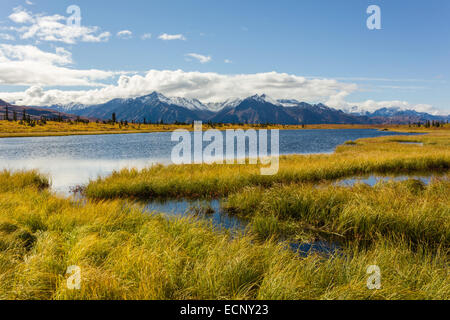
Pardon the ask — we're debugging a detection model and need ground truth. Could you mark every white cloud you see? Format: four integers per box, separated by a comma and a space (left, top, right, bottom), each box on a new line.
0, 33, 15, 41
158, 33, 186, 41
0, 44, 72, 65
25, 0, 34, 5
9, 7, 33, 23
224, 59, 232, 64
117, 30, 133, 39
141, 33, 152, 40
186, 53, 211, 64
0, 44, 116, 87
8, 7, 111, 44
0, 69, 359, 107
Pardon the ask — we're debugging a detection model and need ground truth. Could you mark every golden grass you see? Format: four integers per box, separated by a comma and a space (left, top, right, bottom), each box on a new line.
223, 177, 450, 247
0, 170, 49, 193
85, 130, 450, 200
0, 171, 448, 300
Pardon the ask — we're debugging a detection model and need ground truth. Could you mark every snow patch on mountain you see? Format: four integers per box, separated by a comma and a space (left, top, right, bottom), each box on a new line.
206, 98, 243, 111
169, 97, 208, 111
247, 94, 283, 106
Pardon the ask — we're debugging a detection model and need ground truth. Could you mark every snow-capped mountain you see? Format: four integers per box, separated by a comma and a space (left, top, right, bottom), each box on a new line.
47, 102, 89, 113
37, 92, 449, 124
56, 92, 214, 123
346, 106, 449, 122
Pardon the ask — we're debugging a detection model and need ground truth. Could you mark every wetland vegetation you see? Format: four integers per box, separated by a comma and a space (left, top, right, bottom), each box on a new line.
0, 126, 449, 300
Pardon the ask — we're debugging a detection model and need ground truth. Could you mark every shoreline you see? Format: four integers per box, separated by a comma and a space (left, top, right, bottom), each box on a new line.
0, 121, 440, 139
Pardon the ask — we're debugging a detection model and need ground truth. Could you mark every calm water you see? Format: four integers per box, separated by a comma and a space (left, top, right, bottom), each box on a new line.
0, 129, 419, 194
142, 199, 247, 231
337, 174, 436, 187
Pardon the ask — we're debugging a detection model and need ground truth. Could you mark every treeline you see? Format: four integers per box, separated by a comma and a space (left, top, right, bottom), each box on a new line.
111, 112, 285, 128
409, 120, 448, 128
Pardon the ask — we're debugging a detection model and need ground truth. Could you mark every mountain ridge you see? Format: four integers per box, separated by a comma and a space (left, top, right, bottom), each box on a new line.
4, 92, 449, 124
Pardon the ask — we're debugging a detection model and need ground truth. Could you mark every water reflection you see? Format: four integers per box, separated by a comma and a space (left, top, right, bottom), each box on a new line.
142, 198, 343, 257
289, 241, 341, 258
142, 199, 247, 231
0, 158, 160, 195
397, 142, 424, 146
336, 175, 436, 187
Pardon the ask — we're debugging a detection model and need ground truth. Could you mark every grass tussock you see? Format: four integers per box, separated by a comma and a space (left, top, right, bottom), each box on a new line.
0, 172, 448, 300
0, 170, 49, 193
85, 131, 450, 200
223, 177, 450, 247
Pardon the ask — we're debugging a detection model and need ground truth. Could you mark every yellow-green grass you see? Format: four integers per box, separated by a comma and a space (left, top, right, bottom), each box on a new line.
0, 170, 49, 193
85, 131, 450, 200
0, 171, 448, 300
223, 177, 450, 247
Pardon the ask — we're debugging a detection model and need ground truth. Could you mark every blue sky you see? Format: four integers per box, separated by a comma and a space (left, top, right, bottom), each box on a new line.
0, 0, 449, 114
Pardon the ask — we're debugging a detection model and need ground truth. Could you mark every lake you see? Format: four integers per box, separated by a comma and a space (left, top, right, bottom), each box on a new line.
0, 129, 419, 194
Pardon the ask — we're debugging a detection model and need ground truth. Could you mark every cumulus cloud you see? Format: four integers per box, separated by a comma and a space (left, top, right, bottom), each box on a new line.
141, 33, 152, 40
158, 33, 186, 41
185, 53, 211, 64
117, 30, 133, 39
8, 7, 111, 44
0, 33, 15, 41
0, 44, 116, 87
9, 7, 33, 23
0, 69, 359, 107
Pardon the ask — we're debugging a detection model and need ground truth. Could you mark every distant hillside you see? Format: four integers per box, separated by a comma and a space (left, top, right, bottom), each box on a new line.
0, 99, 89, 121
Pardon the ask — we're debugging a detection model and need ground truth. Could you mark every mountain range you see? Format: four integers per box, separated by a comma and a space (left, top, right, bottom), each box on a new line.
4, 93, 450, 125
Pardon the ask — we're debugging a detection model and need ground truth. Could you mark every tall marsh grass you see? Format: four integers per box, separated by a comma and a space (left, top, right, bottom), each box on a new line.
0, 170, 49, 193
224, 177, 450, 247
0, 172, 448, 300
